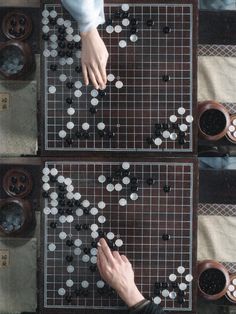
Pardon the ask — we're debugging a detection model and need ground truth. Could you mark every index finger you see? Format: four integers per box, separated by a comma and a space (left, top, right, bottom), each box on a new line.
99, 238, 114, 263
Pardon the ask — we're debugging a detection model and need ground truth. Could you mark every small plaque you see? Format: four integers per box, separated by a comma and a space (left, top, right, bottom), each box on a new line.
0, 93, 9, 111
0, 249, 9, 268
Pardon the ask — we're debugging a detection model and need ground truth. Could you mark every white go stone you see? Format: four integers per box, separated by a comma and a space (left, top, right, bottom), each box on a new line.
232, 279, 236, 285
98, 201, 106, 209
81, 281, 89, 288
170, 133, 177, 141
106, 25, 114, 34
58, 288, 66, 296
82, 255, 90, 262
66, 215, 74, 223
66, 57, 74, 65
122, 176, 130, 185
91, 248, 98, 256
42, 17, 49, 25
228, 284, 235, 292
66, 34, 74, 42
153, 296, 161, 305
59, 130, 67, 138
42, 10, 49, 18
43, 183, 50, 191
42, 167, 50, 175
66, 27, 73, 35
229, 125, 235, 132
119, 198, 127, 206
91, 224, 99, 231
48, 243, 56, 251
169, 274, 177, 282
42, 25, 49, 33
91, 231, 99, 239
66, 185, 74, 192
67, 107, 75, 116
74, 248, 82, 255
75, 81, 82, 89
130, 193, 138, 201
82, 122, 90, 131
97, 122, 105, 130
178, 107, 186, 115
82, 199, 90, 207
51, 168, 58, 176
64, 20, 71, 28
43, 49, 50, 58
119, 40, 127, 48
42, 175, 50, 183
74, 34, 81, 42
107, 73, 115, 82
98, 215, 106, 224
59, 58, 66, 66
51, 207, 58, 215
177, 266, 185, 274
50, 10, 57, 18
97, 280, 105, 288
43, 207, 51, 215
154, 138, 162, 146
49, 86, 56, 94
179, 283, 187, 291
90, 207, 98, 215
74, 239, 82, 247
122, 3, 130, 11
50, 34, 57, 42
115, 81, 123, 89
185, 274, 193, 282
107, 232, 115, 240
162, 289, 169, 298
115, 25, 122, 33
67, 265, 74, 273
122, 18, 130, 26
122, 162, 130, 170
91, 98, 99, 106
57, 17, 64, 25
59, 215, 66, 223
179, 124, 188, 132
74, 90, 82, 98
106, 183, 114, 192
59, 232, 67, 240
66, 121, 74, 130
98, 175, 106, 183
66, 192, 74, 200
66, 279, 74, 287
233, 131, 236, 138
163, 130, 170, 139
186, 115, 194, 123
51, 50, 58, 58
115, 238, 123, 247
75, 50, 81, 58
130, 34, 138, 42
59, 74, 67, 82
50, 42, 58, 50
169, 291, 177, 299
233, 119, 236, 126
76, 208, 83, 217
74, 192, 81, 200
91, 89, 98, 97
233, 291, 236, 297
115, 183, 122, 191
50, 199, 58, 207
90, 256, 97, 264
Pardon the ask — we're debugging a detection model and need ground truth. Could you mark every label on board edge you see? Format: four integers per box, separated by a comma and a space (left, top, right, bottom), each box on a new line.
0, 249, 9, 268
0, 93, 10, 111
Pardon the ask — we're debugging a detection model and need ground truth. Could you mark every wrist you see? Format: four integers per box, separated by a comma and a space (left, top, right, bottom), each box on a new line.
118, 284, 144, 307
80, 27, 98, 39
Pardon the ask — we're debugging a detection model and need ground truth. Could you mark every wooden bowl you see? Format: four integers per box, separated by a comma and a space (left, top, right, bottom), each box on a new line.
2, 11, 32, 41
3, 168, 33, 198
197, 260, 230, 300
198, 101, 230, 141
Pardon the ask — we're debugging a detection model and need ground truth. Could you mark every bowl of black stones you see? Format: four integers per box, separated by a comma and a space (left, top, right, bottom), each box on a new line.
0, 198, 33, 236
198, 260, 230, 300
198, 101, 230, 141
0, 40, 34, 79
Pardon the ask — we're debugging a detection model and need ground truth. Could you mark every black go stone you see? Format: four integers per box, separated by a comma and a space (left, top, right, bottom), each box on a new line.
58, 26, 66, 34
58, 192, 66, 199
83, 289, 89, 297
59, 184, 66, 192
59, 200, 66, 206
50, 222, 57, 229
122, 169, 130, 177
155, 130, 161, 137
66, 97, 73, 104
83, 223, 89, 230
130, 18, 138, 26
89, 265, 97, 272
75, 66, 82, 73
146, 137, 153, 145
130, 27, 138, 34
179, 131, 186, 137
42, 191, 49, 198
58, 41, 66, 49
74, 200, 81, 207
19, 17, 26, 25
50, 64, 57, 71
162, 74, 171, 82
20, 175, 26, 183
178, 290, 186, 297
161, 282, 169, 288
67, 42, 75, 50
83, 208, 90, 215
91, 241, 98, 248
106, 176, 114, 183
75, 42, 82, 50
107, 131, 115, 139
146, 178, 154, 185
75, 288, 83, 296
9, 185, 15, 193
97, 288, 105, 295
66, 207, 73, 214
10, 19, 17, 26
172, 282, 178, 288
106, 18, 113, 26
42, 33, 49, 41
163, 185, 171, 193
58, 51, 65, 57
154, 282, 161, 289
75, 224, 82, 231
114, 11, 122, 19
66, 50, 73, 58
131, 185, 138, 192
89, 106, 97, 115
121, 12, 130, 18
107, 240, 115, 250
108, 288, 115, 296
147, 19, 154, 27
50, 175, 57, 183
163, 26, 171, 34
98, 230, 105, 237
179, 137, 186, 146
83, 247, 90, 254
65, 255, 73, 263
177, 296, 185, 305
58, 208, 65, 215
65, 137, 73, 146
65, 294, 72, 303
49, 17, 57, 25
172, 123, 179, 130
154, 288, 161, 296
162, 123, 170, 130
66, 82, 74, 89
58, 34, 65, 41
98, 130, 105, 137
131, 177, 138, 184
66, 239, 74, 247
155, 123, 162, 130
83, 131, 91, 139
162, 234, 171, 241
75, 131, 83, 139
11, 176, 17, 184
98, 89, 107, 99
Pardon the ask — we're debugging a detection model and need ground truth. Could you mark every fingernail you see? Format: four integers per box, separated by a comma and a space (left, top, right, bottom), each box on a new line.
97, 242, 101, 247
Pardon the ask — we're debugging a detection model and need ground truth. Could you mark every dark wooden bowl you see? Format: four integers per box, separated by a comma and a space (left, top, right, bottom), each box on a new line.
3, 168, 33, 198
198, 101, 231, 141
197, 260, 230, 300
2, 11, 32, 40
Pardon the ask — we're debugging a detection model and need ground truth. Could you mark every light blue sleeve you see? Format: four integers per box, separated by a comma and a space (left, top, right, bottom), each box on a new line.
61, 0, 105, 32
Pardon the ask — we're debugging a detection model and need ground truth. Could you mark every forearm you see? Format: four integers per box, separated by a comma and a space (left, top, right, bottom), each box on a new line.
129, 300, 165, 314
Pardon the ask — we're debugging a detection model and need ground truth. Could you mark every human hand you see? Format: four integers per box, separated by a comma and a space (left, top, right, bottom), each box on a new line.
97, 238, 144, 307
80, 28, 108, 90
